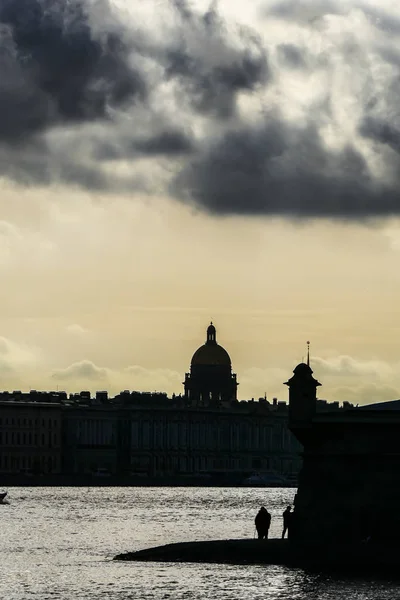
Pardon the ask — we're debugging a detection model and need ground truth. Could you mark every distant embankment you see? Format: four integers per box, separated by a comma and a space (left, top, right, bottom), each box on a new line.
0, 474, 296, 487
114, 538, 400, 576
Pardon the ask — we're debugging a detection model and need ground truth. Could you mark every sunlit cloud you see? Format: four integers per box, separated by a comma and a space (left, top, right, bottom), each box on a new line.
51, 360, 108, 382
65, 324, 89, 336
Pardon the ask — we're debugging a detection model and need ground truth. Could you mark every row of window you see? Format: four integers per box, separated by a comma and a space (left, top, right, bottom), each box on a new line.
1, 454, 58, 472
74, 420, 116, 445
0, 417, 59, 428
0, 431, 59, 446
130, 422, 292, 451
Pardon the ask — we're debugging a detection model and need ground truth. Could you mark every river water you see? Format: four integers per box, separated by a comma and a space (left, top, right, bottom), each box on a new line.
0, 487, 398, 599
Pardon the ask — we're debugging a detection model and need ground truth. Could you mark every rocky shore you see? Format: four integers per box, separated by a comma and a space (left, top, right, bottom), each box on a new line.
114, 538, 400, 576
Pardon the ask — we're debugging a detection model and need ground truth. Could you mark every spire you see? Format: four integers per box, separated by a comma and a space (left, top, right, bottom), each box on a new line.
306, 340, 310, 367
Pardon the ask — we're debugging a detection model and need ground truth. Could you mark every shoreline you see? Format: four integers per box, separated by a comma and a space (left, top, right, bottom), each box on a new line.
0, 475, 297, 487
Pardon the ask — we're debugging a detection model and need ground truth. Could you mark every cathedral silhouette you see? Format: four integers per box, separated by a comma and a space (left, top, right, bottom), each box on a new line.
184, 323, 238, 407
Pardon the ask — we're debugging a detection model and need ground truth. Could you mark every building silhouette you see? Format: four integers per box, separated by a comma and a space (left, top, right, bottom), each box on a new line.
184, 322, 238, 407
0, 390, 63, 475
287, 360, 398, 544
0, 389, 302, 481
0, 324, 351, 483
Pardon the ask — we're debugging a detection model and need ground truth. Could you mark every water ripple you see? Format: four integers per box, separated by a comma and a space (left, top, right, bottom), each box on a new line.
0, 487, 399, 599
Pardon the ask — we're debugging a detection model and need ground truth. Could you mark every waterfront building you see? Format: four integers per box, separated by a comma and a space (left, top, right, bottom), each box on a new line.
62, 400, 120, 475
0, 391, 63, 474
59, 390, 302, 479
0, 394, 303, 481
124, 395, 301, 478
0, 324, 323, 481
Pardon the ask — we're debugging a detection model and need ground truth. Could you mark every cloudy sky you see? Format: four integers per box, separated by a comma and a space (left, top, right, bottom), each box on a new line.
1, 0, 400, 403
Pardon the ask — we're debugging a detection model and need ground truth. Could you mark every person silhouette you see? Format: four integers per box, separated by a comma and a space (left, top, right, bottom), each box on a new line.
255, 506, 271, 539
282, 506, 292, 539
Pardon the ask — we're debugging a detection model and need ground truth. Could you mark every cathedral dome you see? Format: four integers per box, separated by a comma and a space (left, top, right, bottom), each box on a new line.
191, 344, 231, 366
190, 322, 232, 367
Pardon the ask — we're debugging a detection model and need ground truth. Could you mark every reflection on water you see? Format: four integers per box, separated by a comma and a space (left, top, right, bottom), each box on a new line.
0, 487, 398, 599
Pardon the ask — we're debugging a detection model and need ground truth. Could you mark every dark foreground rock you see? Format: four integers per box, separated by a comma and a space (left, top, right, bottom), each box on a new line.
115, 539, 290, 565
114, 538, 400, 576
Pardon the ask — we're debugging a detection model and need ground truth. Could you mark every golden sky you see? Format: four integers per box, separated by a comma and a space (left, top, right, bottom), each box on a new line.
1, 182, 400, 404
1, 0, 400, 404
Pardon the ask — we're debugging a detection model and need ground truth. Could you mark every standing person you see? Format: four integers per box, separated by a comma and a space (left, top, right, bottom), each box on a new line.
282, 506, 292, 539
255, 506, 271, 539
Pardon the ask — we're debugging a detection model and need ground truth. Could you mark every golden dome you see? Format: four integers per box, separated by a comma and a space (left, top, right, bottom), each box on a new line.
191, 343, 231, 366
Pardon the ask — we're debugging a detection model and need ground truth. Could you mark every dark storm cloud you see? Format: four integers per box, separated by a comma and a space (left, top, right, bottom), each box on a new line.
0, 0, 146, 141
95, 129, 195, 161
360, 118, 400, 154
173, 121, 400, 218
163, 1, 270, 118
134, 129, 194, 155
166, 0, 400, 219
276, 44, 307, 69
0, 0, 269, 191
0, 0, 269, 142
2, 0, 400, 220
0, 138, 118, 190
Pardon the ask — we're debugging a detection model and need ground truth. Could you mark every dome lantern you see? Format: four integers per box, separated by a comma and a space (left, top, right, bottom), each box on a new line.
206, 322, 216, 345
